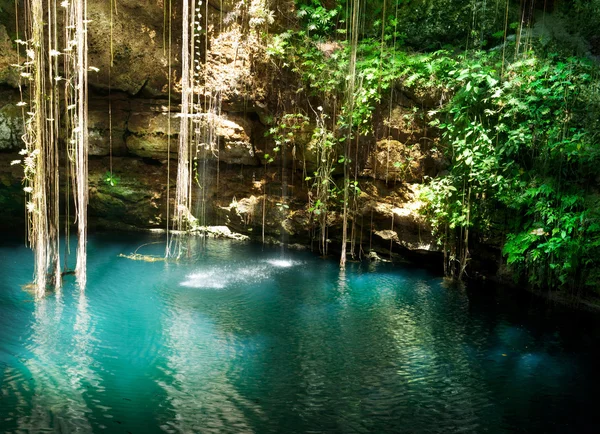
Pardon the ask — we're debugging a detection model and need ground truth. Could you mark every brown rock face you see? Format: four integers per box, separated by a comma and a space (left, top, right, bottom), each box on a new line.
83, 0, 275, 110
205, 113, 257, 165
362, 192, 434, 253
363, 140, 426, 184
0, 24, 19, 87
86, 0, 174, 96
0, 0, 441, 267
0, 94, 23, 152
125, 99, 178, 159
126, 134, 175, 160
88, 97, 129, 156
123, 104, 256, 164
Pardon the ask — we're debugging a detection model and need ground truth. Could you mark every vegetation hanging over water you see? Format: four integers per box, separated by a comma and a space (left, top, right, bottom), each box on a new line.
264, 0, 600, 294
4, 0, 599, 298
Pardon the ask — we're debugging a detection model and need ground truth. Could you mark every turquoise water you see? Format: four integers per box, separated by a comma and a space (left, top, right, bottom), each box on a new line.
0, 232, 598, 433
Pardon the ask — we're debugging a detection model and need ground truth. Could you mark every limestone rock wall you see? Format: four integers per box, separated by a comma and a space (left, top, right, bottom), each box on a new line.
0, 0, 442, 264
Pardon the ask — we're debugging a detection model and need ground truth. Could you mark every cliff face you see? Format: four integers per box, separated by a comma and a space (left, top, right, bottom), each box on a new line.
0, 0, 447, 265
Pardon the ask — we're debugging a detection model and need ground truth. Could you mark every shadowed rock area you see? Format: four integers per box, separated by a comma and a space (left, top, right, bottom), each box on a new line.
0, 0, 445, 268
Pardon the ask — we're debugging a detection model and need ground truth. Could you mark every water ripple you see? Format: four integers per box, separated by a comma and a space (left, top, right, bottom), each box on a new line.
0, 234, 598, 433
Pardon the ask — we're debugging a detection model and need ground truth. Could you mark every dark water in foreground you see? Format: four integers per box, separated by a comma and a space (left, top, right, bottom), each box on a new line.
0, 233, 599, 434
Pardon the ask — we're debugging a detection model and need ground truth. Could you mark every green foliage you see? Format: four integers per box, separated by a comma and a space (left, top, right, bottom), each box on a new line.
275, 29, 454, 131
561, 0, 600, 41
503, 184, 600, 289
265, 113, 310, 162
280, 33, 348, 95
293, 0, 516, 49
279, 0, 600, 292
296, 0, 342, 39
248, 0, 275, 31
103, 171, 120, 187
275, 202, 290, 212
266, 32, 291, 58
421, 50, 600, 291
307, 110, 340, 253
307, 111, 338, 214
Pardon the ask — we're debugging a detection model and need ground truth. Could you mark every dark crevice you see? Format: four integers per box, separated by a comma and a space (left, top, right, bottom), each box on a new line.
132, 78, 150, 98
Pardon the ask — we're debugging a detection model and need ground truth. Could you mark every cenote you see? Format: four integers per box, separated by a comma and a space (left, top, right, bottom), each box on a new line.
1, 233, 599, 434
3, 0, 600, 432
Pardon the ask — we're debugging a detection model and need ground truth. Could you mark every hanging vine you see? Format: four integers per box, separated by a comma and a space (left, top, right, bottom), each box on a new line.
17, 0, 90, 295
18, 0, 60, 296
67, 0, 90, 288
170, 0, 207, 258
171, 0, 193, 257
339, 0, 361, 270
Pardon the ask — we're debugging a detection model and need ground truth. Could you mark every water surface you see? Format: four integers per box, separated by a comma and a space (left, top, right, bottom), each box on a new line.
0, 233, 598, 433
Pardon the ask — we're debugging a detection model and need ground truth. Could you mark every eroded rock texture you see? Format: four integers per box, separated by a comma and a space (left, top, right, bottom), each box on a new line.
0, 0, 442, 263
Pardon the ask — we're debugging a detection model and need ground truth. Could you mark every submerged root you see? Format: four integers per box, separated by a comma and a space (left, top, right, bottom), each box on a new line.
121, 228, 248, 262
22, 269, 77, 295
118, 253, 166, 262
21, 283, 37, 294
21, 280, 60, 296
21, 282, 56, 297
119, 241, 167, 262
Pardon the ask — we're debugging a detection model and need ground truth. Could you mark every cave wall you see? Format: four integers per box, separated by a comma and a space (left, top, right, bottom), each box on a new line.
0, 0, 446, 265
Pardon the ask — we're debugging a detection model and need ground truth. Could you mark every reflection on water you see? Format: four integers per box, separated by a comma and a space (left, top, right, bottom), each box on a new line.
0, 233, 599, 433
265, 259, 299, 268
180, 265, 271, 289
180, 258, 306, 289
5, 288, 102, 433
157, 304, 264, 433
